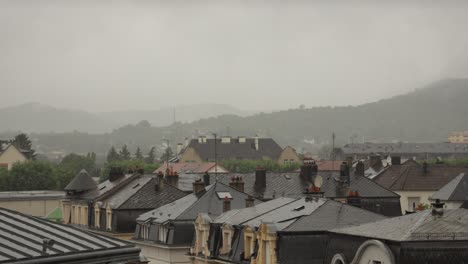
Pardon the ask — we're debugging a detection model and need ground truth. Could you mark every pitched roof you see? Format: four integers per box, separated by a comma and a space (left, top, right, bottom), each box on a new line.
284, 199, 387, 232
373, 160, 468, 191
431, 173, 468, 201
99, 174, 187, 210
154, 162, 227, 174
0, 191, 64, 201
343, 142, 468, 154
183, 138, 283, 161
332, 209, 468, 241
0, 207, 140, 263
64, 169, 97, 192
137, 182, 261, 223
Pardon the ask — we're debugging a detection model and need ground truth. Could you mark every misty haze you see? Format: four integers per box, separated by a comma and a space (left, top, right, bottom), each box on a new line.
1, 1, 468, 264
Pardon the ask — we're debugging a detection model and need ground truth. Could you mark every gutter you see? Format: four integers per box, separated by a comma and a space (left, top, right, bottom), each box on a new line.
11, 246, 141, 264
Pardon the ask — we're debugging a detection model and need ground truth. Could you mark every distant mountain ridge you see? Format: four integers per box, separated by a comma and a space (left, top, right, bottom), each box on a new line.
0, 103, 253, 133
1, 78, 468, 156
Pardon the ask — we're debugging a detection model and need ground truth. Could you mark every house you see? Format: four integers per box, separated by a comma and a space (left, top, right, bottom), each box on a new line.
343, 142, 468, 160
133, 180, 261, 264
449, 131, 468, 143
0, 190, 64, 217
191, 195, 386, 264
0, 207, 144, 264
62, 168, 187, 237
154, 162, 229, 174
430, 173, 468, 209
328, 201, 468, 264
372, 158, 468, 214
0, 144, 28, 170
178, 136, 300, 165
163, 159, 401, 216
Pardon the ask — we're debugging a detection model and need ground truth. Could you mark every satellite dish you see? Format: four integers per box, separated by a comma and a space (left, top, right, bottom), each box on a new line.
314, 175, 323, 188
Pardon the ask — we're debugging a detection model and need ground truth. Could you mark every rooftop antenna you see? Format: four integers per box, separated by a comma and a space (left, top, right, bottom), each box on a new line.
213, 133, 218, 181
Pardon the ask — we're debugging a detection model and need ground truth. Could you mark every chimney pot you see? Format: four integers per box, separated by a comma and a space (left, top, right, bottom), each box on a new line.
431, 198, 445, 216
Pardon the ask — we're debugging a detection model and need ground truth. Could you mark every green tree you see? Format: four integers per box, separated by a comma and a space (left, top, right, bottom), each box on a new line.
220, 159, 300, 173
119, 145, 131, 160
12, 133, 36, 159
146, 147, 156, 164
0, 167, 8, 191
100, 160, 160, 182
160, 147, 174, 163
134, 147, 143, 161
56, 152, 97, 189
6, 161, 56, 191
107, 146, 120, 163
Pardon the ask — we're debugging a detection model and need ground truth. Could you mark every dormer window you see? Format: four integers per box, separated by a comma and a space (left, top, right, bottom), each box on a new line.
217, 192, 232, 199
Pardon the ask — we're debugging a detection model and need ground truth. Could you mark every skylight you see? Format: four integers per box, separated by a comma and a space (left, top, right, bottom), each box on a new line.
217, 192, 232, 199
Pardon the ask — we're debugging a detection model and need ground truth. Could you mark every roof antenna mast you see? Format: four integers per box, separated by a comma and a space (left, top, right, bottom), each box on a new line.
213, 133, 218, 181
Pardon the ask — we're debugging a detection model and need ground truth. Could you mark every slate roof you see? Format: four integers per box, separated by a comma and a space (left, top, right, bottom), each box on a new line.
137, 182, 261, 223
183, 138, 284, 161
98, 174, 187, 210
343, 142, 468, 154
213, 197, 386, 232
0, 207, 140, 263
78, 173, 135, 200
284, 199, 387, 232
64, 169, 97, 192
431, 173, 468, 201
176, 172, 308, 200
332, 209, 468, 241
373, 160, 468, 191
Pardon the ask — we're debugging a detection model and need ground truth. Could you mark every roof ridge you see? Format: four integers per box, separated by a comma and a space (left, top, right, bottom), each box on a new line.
239, 198, 301, 225
401, 210, 430, 241
354, 174, 400, 197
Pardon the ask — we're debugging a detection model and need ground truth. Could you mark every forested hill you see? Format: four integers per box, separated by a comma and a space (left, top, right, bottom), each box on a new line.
3, 78, 468, 156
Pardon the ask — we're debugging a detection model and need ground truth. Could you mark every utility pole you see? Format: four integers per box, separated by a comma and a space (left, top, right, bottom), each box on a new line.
332, 132, 336, 168
213, 133, 218, 181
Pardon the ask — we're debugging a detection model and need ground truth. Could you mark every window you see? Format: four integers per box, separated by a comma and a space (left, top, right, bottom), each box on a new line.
158, 224, 168, 243
217, 192, 232, 199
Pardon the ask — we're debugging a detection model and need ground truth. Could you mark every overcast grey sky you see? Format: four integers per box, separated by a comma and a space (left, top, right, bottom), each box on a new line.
1, 0, 468, 112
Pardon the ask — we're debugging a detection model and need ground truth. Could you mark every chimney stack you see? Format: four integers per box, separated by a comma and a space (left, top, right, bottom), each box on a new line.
340, 162, 350, 183
422, 161, 428, 175
166, 171, 179, 187
255, 166, 266, 189
431, 199, 445, 216
355, 161, 365, 177
245, 195, 255, 208
203, 172, 210, 186
391, 156, 401, 165
193, 178, 206, 194
229, 176, 245, 192
254, 136, 259, 151
223, 196, 232, 212
346, 190, 361, 208
300, 158, 317, 181
156, 171, 164, 190
369, 155, 382, 169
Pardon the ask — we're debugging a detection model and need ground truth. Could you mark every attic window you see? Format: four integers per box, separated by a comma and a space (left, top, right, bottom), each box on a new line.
283, 174, 291, 180
217, 192, 232, 199
132, 183, 140, 189
99, 186, 106, 191
293, 205, 305, 211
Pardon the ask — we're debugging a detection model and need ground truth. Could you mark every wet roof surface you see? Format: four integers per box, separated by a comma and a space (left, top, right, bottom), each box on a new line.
0, 207, 134, 263
332, 209, 468, 241
431, 173, 468, 201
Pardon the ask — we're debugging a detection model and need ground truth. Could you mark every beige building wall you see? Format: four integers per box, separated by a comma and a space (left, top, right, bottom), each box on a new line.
134, 241, 191, 264
276, 146, 301, 165
397, 190, 434, 213
448, 131, 468, 143
0, 199, 61, 217
179, 148, 203, 163
0, 145, 27, 170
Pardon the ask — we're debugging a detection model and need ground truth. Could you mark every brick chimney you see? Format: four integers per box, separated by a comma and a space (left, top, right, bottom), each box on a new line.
300, 158, 318, 181
245, 195, 255, 208
223, 196, 231, 212
166, 171, 179, 187
229, 176, 245, 192
255, 166, 266, 189
304, 185, 324, 199
346, 190, 361, 208
193, 179, 206, 194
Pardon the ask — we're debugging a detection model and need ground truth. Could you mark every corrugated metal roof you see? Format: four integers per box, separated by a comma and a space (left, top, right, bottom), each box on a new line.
0, 207, 138, 263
